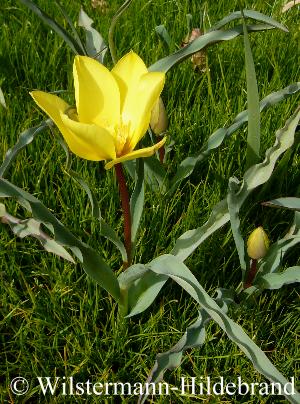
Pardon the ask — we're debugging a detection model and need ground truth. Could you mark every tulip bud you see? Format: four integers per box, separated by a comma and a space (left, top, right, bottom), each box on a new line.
247, 227, 270, 260
150, 97, 168, 136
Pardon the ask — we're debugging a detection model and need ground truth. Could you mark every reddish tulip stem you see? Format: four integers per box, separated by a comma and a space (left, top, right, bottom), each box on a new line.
157, 135, 165, 164
244, 259, 257, 289
115, 163, 131, 268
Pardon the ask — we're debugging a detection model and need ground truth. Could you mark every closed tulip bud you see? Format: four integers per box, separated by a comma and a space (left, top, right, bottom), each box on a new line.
247, 227, 270, 260
150, 97, 168, 136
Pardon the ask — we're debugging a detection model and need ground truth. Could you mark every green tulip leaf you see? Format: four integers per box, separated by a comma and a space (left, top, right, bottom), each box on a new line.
55, 1, 86, 54
66, 169, 127, 263
130, 158, 145, 246
209, 9, 288, 32
143, 254, 300, 404
0, 203, 74, 262
78, 8, 107, 63
149, 24, 274, 73
19, 0, 85, 55
263, 197, 300, 212
0, 120, 52, 178
227, 177, 247, 278
155, 25, 174, 50
172, 106, 300, 262
258, 212, 300, 276
172, 199, 230, 261
168, 82, 300, 195
242, 10, 261, 168
138, 310, 210, 404
257, 266, 300, 290
138, 288, 235, 403
118, 264, 167, 317
144, 155, 168, 193
0, 178, 120, 301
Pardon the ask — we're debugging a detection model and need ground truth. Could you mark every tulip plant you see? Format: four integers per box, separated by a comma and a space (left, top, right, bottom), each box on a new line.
1, 1, 300, 403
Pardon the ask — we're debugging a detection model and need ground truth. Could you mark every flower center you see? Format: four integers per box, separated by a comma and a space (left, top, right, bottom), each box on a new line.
115, 122, 130, 157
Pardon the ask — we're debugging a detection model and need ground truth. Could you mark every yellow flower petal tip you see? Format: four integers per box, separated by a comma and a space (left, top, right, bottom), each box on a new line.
30, 52, 166, 166
104, 136, 166, 170
247, 227, 270, 260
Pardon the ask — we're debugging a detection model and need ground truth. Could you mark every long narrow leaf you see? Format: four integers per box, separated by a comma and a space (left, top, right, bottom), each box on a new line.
149, 24, 274, 73
0, 120, 51, 178
209, 10, 288, 32
55, 1, 86, 55
258, 266, 300, 289
19, 0, 85, 55
146, 255, 300, 404
259, 212, 300, 276
172, 107, 300, 261
263, 197, 300, 212
139, 311, 210, 404
227, 177, 247, 278
242, 10, 261, 168
67, 169, 127, 262
130, 158, 144, 245
0, 203, 74, 262
78, 8, 107, 63
168, 83, 300, 194
0, 178, 120, 301
118, 263, 168, 317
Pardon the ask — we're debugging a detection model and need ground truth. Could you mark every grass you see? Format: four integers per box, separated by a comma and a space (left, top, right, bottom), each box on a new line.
0, 0, 299, 402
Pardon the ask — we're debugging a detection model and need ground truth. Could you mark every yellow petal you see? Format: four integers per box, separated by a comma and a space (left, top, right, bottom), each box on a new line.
104, 137, 166, 170
73, 56, 120, 127
30, 91, 98, 159
126, 72, 165, 150
112, 51, 148, 111
61, 113, 116, 160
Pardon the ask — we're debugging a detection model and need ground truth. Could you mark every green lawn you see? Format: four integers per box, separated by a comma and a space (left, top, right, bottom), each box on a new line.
0, 0, 299, 402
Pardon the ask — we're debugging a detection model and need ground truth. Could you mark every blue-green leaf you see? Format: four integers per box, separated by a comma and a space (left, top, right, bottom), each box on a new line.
117, 263, 167, 316
263, 197, 300, 212
19, 0, 85, 55
259, 212, 300, 276
209, 10, 288, 32
139, 287, 235, 403
149, 24, 274, 73
0, 120, 52, 178
155, 25, 174, 50
130, 158, 144, 246
144, 155, 168, 193
257, 266, 300, 289
78, 8, 107, 63
145, 254, 300, 404
168, 83, 300, 194
227, 177, 247, 277
172, 199, 230, 261
0, 203, 74, 262
172, 106, 300, 262
67, 169, 127, 263
55, 1, 86, 54
138, 310, 210, 404
0, 178, 120, 301
242, 10, 261, 168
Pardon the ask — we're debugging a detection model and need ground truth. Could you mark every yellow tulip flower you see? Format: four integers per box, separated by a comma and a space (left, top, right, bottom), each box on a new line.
30, 51, 166, 169
247, 226, 270, 260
